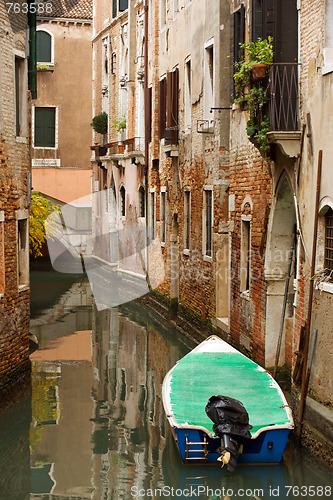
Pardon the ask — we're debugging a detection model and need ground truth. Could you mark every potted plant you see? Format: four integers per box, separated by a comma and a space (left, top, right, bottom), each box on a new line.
90, 111, 108, 135
233, 37, 273, 155
111, 114, 127, 153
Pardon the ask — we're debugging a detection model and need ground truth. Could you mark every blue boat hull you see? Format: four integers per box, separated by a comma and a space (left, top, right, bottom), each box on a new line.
174, 427, 291, 464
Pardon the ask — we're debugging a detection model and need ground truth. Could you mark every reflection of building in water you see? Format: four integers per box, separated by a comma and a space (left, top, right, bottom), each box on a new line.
90, 306, 180, 499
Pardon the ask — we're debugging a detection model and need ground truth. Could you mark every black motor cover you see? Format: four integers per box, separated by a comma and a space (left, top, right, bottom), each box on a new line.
205, 395, 252, 471
205, 395, 252, 439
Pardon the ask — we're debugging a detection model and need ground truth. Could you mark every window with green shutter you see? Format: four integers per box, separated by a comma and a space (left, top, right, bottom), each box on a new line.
119, 0, 128, 12
34, 107, 56, 147
36, 30, 52, 63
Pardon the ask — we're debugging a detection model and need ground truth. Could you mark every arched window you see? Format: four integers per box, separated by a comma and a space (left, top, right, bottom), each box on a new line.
120, 186, 126, 217
139, 186, 145, 217
36, 30, 53, 64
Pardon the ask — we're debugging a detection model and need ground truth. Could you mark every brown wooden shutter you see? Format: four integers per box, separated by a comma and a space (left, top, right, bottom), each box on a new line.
159, 78, 166, 139
166, 71, 173, 129
171, 68, 179, 143
145, 86, 152, 143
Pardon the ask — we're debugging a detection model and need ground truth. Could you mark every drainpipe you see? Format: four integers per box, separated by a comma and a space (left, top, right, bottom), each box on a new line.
143, 0, 149, 285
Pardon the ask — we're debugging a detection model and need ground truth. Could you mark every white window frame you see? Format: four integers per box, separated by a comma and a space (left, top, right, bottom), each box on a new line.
240, 215, 252, 293
204, 39, 215, 121
32, 105, 59, 149
184, 188, 191, 253
160, 187, 167, 246
323, 0, 333, 74
36, 27, 55, 66
202, 186, 213, 261
16, 210, 29, 289
150, 188, 156, 240
14, 51, 28, 139
184, 57, 191, 131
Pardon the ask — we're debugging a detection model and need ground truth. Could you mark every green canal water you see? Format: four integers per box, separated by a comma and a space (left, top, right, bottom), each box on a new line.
0, 271, 332, 500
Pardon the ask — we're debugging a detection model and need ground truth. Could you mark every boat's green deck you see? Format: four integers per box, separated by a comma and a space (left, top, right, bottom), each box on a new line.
169, 352, 291, 436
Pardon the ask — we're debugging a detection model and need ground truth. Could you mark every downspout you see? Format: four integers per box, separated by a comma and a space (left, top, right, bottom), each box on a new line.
144, 0, 149, 285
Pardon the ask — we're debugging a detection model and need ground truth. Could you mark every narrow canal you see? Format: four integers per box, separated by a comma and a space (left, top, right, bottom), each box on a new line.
0, 271, 332, 499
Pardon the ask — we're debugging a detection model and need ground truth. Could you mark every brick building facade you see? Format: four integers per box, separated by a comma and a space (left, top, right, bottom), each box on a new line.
31, 0, 93, 206
147, 0, 231, 323
0, 5, 33, 392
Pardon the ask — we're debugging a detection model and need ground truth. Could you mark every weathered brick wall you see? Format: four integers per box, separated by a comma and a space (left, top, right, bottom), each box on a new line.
149, 0, 230, 322
0, 5, 30, 391
229, 140, 271, 365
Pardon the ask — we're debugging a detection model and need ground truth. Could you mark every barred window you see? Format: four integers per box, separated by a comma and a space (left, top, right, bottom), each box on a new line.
325, 208, 333, 271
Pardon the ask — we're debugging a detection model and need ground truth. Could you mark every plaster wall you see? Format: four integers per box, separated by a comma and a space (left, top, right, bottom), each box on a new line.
32, 168, 92, 204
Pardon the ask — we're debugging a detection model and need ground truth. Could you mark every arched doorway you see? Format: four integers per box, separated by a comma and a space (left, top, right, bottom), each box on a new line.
265, 175, 297, 367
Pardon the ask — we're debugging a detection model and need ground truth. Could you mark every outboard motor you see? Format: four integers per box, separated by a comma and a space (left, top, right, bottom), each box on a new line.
205, 395, 252, 471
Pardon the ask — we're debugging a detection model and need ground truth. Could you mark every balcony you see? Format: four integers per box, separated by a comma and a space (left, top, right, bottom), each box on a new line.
267, 63, 301, 157
94, 137, 145, 161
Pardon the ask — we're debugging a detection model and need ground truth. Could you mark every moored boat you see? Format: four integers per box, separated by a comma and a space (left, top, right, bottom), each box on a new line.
162, 336, 293, 470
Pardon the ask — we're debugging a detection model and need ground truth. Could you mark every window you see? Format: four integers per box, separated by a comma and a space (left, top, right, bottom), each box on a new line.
34, 107, 56, 147
161, 190, 166, 243
324, 0, 333, 72
241, 218, 251, 292
184, 190, 191, 250
15, 56, 27, 137
161, 0, 167, 27
159, 77, 167, 139
204, 43, 214, 119
173, 0, 179, 18
165, 68, 179, 144
184, 59, 191, 130
203, 189, 213, 257
17, 218, 29, 286
233, 5, 245, 68
120, 186, 126, 217
0, 213, 4, 295
36, 30, 52, 64
139, 186, 145, 218
150, 191, 156, 239
252, 0, 275, 43
325, 208, 333, 270
112, 0, 117, 18
119, 0, 128, 12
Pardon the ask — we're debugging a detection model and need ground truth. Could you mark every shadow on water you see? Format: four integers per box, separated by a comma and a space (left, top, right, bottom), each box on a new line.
0, 271, 332, 499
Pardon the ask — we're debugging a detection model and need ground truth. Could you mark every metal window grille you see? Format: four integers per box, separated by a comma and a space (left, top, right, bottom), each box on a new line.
161, 192, 166, 243
139, 186, 145, 218
185, 191, 190, 249
325, 208, 333, 271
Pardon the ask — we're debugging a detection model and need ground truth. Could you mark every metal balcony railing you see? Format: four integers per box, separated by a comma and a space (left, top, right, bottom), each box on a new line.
105, 137, 144, 155
268, 63, 300, 132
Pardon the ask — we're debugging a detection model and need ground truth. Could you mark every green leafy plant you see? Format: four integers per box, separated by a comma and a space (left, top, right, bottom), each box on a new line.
37, 64, 50, 71
111, 114, 127, 133
90, 111, 108, 135
29, 191, 59, 258
233, 37, 273, 155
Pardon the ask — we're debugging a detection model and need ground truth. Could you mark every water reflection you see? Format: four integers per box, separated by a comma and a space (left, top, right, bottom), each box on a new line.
1, 272, 332, 499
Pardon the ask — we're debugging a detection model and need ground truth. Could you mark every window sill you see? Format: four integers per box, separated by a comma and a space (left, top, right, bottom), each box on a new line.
33, 146, 58, 150
322, 64, 333, 75
240, 289, 250, 300
18, 284, 29, 292
16, 136, 27, 143
203, 255, 212, 263
316, 281, 333, 295
183, 248, 190, 256
161, 242, 165, 248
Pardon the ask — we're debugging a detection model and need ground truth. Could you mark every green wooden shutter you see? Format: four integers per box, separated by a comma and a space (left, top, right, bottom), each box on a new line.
35, 107, 56, 147
112, 0, 117, 17
36, 30, 52, 63
119, 0, 128, 12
